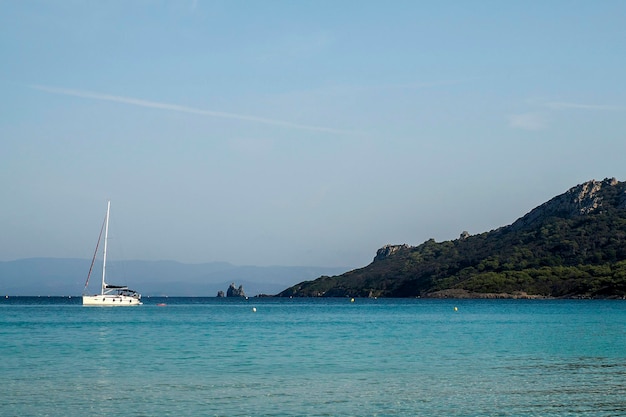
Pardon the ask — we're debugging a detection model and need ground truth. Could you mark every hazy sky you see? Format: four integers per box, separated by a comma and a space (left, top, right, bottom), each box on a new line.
1, 1, 625, 268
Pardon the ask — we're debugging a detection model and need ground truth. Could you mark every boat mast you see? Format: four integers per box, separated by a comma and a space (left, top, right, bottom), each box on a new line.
101, 201, 111, 295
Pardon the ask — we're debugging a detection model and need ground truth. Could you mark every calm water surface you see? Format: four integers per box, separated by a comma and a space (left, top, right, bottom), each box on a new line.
1, 297, 625, 416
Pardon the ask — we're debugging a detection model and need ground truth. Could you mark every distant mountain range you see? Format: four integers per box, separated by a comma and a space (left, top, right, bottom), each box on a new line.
0, 258, 348, 297
278, 178, 626, 299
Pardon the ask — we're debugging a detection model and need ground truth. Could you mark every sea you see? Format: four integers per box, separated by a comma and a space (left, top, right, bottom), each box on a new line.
1, 297, 625, 417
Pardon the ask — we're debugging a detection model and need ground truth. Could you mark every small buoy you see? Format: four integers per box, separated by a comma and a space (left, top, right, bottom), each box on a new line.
157, 303, 167, 307
252, 307, 257, 312
350, 298, 355, 303
454, 306, 458, 311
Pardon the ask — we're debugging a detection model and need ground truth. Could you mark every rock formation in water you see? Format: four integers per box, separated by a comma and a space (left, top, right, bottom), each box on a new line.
226, 283, 246, 298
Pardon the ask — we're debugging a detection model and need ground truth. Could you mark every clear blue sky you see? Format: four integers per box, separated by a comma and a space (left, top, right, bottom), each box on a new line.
1, 1, 625, 268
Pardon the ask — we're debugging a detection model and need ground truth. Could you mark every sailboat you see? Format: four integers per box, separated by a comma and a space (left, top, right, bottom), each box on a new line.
82, 201, 142, 306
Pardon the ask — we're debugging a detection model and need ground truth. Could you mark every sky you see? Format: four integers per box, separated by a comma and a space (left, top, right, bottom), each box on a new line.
1, 1, 625, 269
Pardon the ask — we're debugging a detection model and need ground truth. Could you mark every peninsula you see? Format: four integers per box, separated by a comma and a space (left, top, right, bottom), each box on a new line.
278, 178, 626, 299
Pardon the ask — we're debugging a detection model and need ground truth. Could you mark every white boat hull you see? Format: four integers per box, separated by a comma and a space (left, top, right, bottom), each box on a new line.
83, 295, 142, 306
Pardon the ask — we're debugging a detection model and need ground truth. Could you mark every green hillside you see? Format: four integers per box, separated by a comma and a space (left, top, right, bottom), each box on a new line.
278, 178, 626, 299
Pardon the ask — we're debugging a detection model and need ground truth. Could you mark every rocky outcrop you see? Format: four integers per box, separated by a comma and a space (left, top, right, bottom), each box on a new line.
373, 244, 411, 261
216, 290, 225, 297
226, 283, 246, 298
510, 178, 626, 230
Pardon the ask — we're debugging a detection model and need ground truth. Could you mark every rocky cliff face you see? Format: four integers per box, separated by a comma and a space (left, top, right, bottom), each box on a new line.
510, 178, 626, 230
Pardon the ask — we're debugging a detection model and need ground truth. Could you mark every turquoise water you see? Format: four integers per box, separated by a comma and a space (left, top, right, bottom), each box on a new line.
1, 298, 625, 416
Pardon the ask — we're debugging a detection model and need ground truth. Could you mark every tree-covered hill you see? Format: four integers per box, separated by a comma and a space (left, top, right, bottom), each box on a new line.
278, 178, 626, 299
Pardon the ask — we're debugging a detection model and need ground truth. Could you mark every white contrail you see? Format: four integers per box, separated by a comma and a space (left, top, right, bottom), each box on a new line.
30, 85, 355, 134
